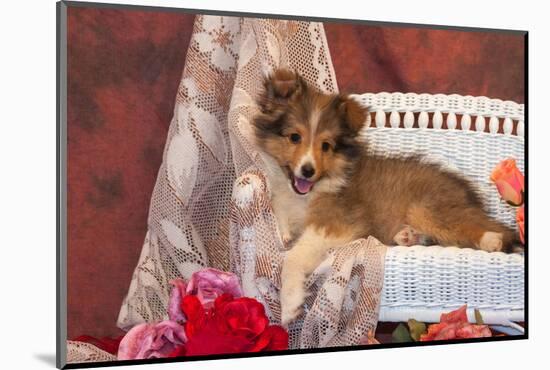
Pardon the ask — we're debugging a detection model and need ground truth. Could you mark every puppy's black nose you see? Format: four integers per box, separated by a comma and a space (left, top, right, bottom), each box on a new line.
301, 164, 315, 179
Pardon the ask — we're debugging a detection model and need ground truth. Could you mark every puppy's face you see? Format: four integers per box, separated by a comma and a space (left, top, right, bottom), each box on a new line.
253, 69, 368, 195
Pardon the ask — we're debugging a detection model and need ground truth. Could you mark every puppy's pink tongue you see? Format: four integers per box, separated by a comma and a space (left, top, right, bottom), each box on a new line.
294, 177, 314, 194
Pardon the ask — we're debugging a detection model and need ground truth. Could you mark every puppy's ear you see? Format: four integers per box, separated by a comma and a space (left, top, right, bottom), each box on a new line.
338, 95, 369, 133
258, 68, 306, 112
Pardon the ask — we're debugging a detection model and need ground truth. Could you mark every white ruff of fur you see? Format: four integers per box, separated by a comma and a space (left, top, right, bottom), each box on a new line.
258, 151, 308, 241
314, 174, 349, 193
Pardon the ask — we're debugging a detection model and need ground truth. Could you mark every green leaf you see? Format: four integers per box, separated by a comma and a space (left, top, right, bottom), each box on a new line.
474, 309, 484, 325
407, 319, 427, 341
392, 323, 413, 343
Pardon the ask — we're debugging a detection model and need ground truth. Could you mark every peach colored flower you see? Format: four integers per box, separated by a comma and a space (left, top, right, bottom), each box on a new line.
490, 159, 524, 206
420, 305, 492, 341
359, 330, 380, 345
517, 206, 525, 244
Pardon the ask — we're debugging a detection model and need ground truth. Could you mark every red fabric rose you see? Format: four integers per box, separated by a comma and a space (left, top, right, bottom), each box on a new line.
184, 319, 254, 356
125, 269, 288, 359
249, 325, 289, 352
214, 295, 269, 340
181, 295, 207, 338
168, 344, 186, 358
179, 293, 288, 355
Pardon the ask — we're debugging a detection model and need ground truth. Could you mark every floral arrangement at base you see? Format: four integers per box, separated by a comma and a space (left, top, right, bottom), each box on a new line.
80, 159, 527, 358
361, 305, 496, 345
117, 268, 288, 360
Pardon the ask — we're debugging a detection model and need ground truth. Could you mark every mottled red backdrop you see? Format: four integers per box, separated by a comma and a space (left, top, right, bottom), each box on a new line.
67, 7, 525, 339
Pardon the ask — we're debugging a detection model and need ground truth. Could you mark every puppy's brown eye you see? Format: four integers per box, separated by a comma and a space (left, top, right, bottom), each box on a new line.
322, 142, 331, 152
289, 133, 301, 144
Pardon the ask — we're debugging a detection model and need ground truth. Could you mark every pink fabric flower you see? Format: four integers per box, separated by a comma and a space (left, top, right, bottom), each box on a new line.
185, 268, 243, 309
117, 321, 187, 360
168, 279, 187, 323
490, 158, 524, 206
167, 269, 243, 323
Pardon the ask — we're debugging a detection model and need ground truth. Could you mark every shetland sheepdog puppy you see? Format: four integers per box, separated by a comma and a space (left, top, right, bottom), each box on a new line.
252, 68, 516, 325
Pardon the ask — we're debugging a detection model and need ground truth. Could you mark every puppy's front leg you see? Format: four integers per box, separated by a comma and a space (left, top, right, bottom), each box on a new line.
280, 226, 351, 325
272, 196, 294, 247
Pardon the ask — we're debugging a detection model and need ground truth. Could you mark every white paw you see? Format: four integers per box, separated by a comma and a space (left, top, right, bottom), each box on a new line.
280, 285, 306, 326
479, 232, 503, 252
277, 224, 294, 249
393, 225, 420, 246
281, 232, 293, 249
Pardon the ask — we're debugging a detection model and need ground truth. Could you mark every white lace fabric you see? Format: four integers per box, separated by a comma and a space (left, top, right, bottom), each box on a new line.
66, 341, 117, 364
103, 14, 388, 359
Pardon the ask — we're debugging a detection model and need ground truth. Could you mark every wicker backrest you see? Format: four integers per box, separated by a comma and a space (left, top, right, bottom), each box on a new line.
354, 92, 525, 229
355, 93, 525, 326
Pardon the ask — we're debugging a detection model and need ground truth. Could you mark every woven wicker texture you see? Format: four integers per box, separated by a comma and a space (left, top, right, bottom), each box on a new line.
380, 246, 524, 324
360, 93, 525, 325
355, 92, 524, 121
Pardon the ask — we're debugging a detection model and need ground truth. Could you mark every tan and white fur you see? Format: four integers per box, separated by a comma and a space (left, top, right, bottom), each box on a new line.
252, 69, 517, 325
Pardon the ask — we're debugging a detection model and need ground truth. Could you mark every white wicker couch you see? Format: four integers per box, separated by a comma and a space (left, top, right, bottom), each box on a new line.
354, 92, 524, 331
